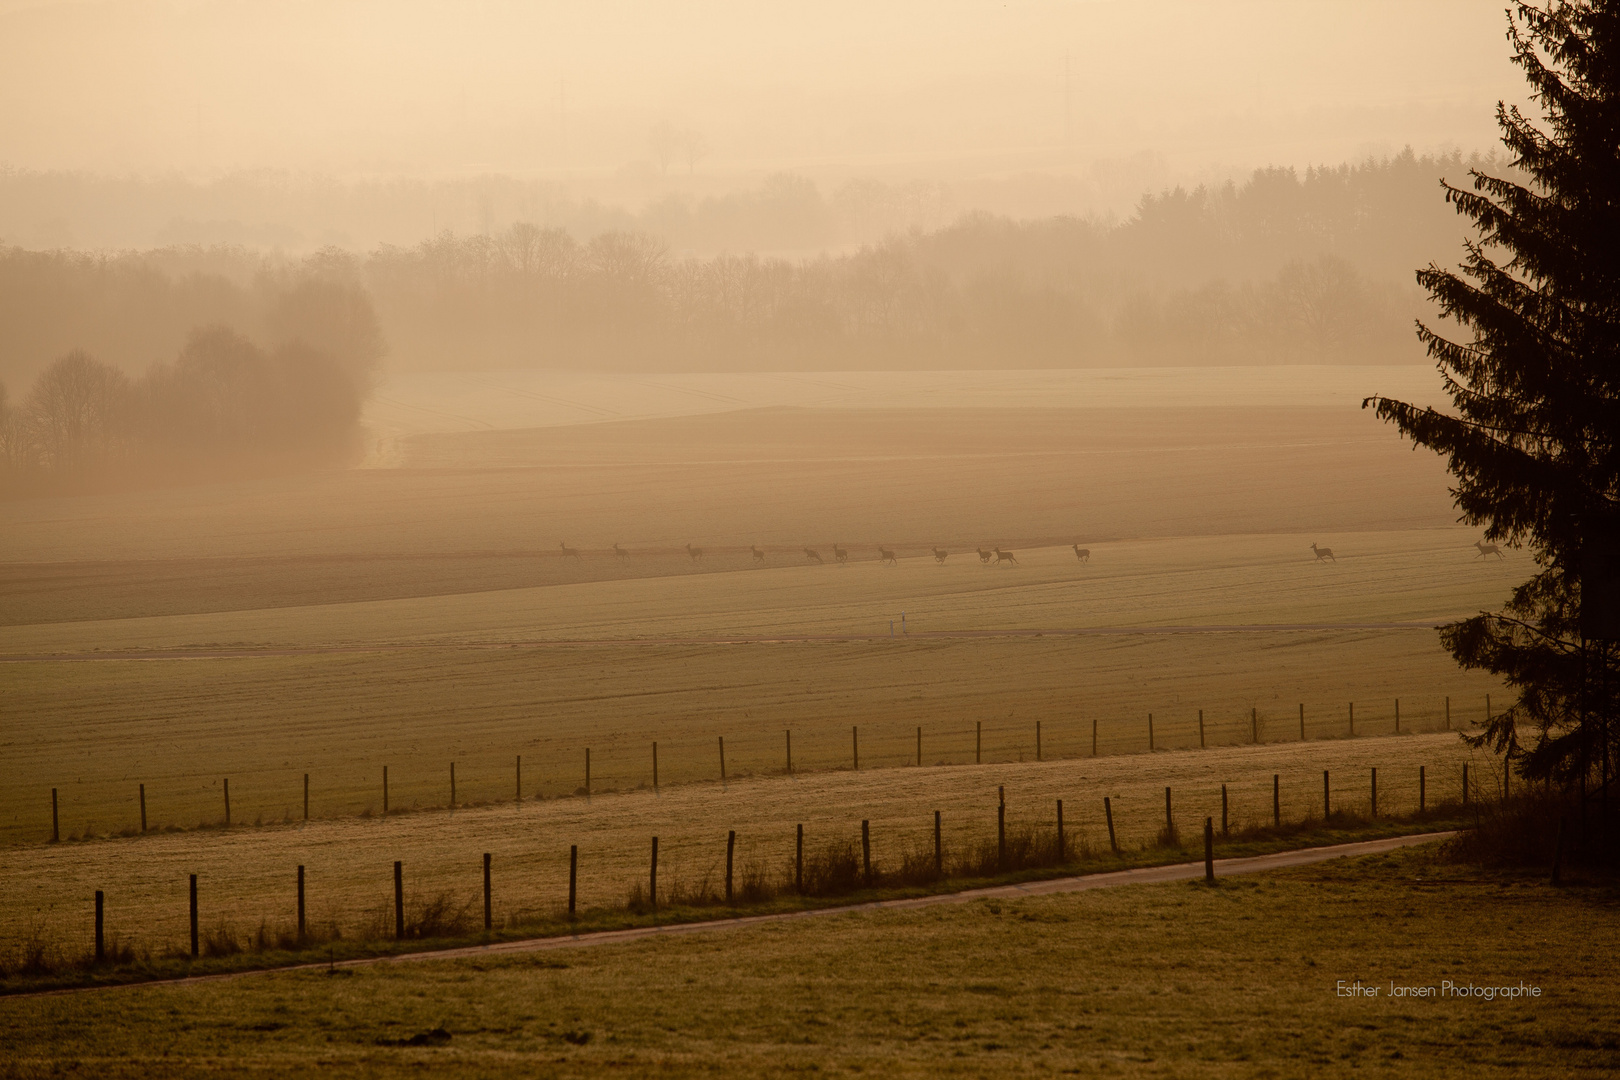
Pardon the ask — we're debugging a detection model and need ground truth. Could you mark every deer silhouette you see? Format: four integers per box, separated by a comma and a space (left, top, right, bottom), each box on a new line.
1311, 543, 1336, 562
1474, 540, 1503, 559
613, 543, 630, 559
879, 547, 898, 565
1073, 545, 1090, 562
751, 545, 765, 562
994, 548, 1018, 565
833, 544, 848, 564
933, 547, 949, 563
977, 547, 993, 564
804, 548, 824, 564
686, 543, 703, 561
559, 542, 581, 560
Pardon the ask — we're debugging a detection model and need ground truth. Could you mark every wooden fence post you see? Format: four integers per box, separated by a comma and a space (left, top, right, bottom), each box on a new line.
1164, 786, 1173, 837
977, 721, 982, 764
1036, 720, 1042, 762
383, 766, 389, 816
718, 737, 726, 782
1104, 796, 1118, 853
1273, 773, 1280, 827
1092, 716, 1098, 757
649, 837, 658, 910
95, 890, 104, 963
1198, 710, 1205, 748
653, 742, 659, 792
483, 852, 492, 930
1203, 818, 1215, 883
1299, 703, 1305, 740
223, 778, 231, 825
1221, 784, 1228, 837
1395, 699, 1401, 734
1446, 696, 1451, 730
516, 755, 522, 804
1251, 707, 1258, 743
1420, 765, 1426, 813
1148, 713, 1155, 751
997, 788, 1006, 870
190, 874, 198, 957
1056, 799, 1065, 861
568, 845, 578, 916
796, 824, 804, 894
1487, 693, 1492, 722
1463, 764, 1470, 806
1349, 703, 1355, 737
303, 774, 309, 821
139, 783, 147, 833
1371, 768, 1378, 818
861, 820, 873, 887
917, 726, 923, 767
726, 830, 736, 904
394, 861, 404, 939
586, 749, 592, 799
297, 865, 306, 942
852, 726, 859, 771
1323, 771, 1331, 818
52, 788, 59, 843
785, 730, 792, 774
935, 809, 943, 875
449, 763, 456, 808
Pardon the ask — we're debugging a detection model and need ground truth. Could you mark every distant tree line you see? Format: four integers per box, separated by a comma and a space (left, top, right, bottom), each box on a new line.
0, 254, 382, 495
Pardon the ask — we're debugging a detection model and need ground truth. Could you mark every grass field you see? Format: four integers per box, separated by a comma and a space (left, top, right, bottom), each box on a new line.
2, 732, 1497, 963
4, 844, 1613, 1079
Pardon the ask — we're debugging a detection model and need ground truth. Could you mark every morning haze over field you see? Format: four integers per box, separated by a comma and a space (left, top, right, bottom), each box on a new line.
3, 3, 1616, 1077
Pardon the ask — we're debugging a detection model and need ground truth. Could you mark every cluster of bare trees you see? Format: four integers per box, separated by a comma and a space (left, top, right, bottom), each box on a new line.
0, 265, 383, 495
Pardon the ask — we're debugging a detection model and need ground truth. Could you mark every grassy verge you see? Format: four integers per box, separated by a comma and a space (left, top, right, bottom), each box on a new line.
1, 841, 1615, 1079
0, 805, 1477, 995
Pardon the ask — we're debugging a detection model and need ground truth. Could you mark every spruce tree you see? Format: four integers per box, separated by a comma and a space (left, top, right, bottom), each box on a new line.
1365, 1, 1618, 792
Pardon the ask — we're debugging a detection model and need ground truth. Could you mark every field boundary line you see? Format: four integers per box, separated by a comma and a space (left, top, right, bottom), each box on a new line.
8, 831, 1453, 999
0, 622, 1451, 663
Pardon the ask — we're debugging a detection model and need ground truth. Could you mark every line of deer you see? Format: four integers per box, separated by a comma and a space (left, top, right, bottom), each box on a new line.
1475, 540, 1503, 559
559, 542, 581, 560
879, 547, 897, 565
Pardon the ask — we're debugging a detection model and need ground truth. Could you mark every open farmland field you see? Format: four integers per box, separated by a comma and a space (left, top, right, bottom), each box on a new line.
5, 844, 1615, 1079
2, 733, 1494, 961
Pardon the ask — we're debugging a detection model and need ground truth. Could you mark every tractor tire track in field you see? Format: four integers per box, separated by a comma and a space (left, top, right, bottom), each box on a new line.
0, 622, 1448, 663
12, 831, 1453, 998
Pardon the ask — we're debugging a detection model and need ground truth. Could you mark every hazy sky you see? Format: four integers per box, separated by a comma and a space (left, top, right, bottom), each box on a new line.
0, 0, 1523, 183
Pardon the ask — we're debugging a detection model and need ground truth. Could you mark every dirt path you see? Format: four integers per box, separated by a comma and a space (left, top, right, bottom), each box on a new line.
0, 622, 1444, 663
10, 831, 1453, 998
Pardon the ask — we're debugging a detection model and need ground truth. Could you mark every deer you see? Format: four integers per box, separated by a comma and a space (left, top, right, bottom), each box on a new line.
879, 547, 898, 565
1311, 543, 1336, 562
994, 547, 1018, 565
751, 545, 765, 562
1073, 545, 1090, 562
977, 547, 993, 564
1474, 540, 1503, 560
559, 542, 581, 560
833, 544, 848, 564
804, 547, 824, 564
933, 547, 949, 563
612, 543, 630, 559
686, 543, 703, 561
